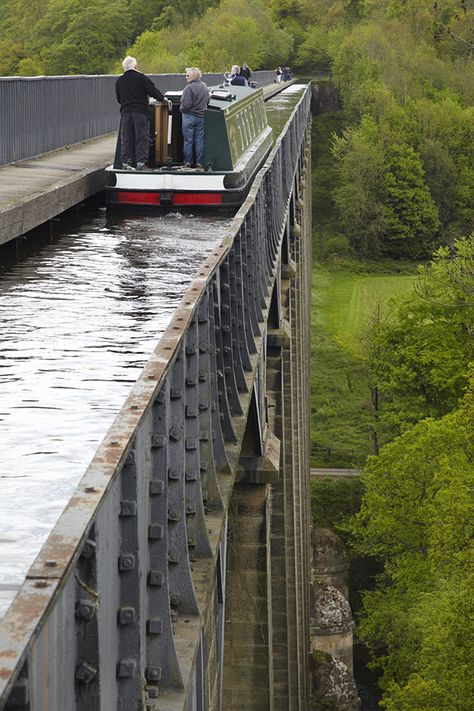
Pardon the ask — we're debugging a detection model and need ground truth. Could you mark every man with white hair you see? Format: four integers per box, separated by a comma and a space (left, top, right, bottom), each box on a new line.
229, 65, 247, 86
115, 56, 165, 170
179, 67, 209, 169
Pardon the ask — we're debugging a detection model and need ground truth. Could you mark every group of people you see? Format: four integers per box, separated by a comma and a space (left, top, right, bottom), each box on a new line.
275, 65, 292, 83
227, 63, 252, 86
115, 56, 253, 172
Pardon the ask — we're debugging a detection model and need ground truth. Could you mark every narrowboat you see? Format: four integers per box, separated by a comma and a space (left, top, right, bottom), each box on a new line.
105, 84, 273, 209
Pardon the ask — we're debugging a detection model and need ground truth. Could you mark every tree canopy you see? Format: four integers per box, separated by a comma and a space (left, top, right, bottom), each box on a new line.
344, 380, 474, 709
342, 236, 474, 706
364, 237, 474, 441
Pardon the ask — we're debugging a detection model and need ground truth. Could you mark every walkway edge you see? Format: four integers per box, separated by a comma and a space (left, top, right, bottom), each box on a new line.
0, 133, 117, 246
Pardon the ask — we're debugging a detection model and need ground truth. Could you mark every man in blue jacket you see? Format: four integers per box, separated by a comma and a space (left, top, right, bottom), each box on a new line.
179, 67, 209, 169
115, 56, 164, 170
229, 65, 247, 86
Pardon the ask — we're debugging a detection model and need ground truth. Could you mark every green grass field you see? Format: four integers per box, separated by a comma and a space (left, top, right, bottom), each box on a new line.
321, 272, 416, 355
311, 263, 416, 467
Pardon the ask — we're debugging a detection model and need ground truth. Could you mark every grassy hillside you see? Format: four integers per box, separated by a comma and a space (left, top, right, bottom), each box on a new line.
310, 263, 416, 467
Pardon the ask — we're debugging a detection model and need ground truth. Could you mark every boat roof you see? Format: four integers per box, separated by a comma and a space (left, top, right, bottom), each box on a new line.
164, 84, 262, 111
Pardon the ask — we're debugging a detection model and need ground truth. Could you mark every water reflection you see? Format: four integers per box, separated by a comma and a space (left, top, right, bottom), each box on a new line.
266, 84, 307, 139
0, 206, 230, 615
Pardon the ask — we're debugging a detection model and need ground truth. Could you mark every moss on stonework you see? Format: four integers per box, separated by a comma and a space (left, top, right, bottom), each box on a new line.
311, 650, 360, 710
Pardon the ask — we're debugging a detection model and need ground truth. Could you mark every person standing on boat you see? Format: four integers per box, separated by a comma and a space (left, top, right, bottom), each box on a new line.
229, 65, 247, 86
240, 63, 252, 82
115, 56, 164, 170
180, 67, 209, 169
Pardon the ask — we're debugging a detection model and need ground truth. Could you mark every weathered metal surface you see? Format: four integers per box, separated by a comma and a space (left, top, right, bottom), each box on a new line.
0, 84, 311, 710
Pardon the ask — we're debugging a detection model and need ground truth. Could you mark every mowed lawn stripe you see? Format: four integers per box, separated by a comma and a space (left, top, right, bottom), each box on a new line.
311, 265, 417, 467
323, 273, 416, 356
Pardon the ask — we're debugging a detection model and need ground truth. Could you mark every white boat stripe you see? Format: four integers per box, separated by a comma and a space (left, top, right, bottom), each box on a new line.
113, 173, 225, 191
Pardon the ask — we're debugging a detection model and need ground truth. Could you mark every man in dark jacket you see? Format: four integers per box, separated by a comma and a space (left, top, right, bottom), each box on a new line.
240, 64, 251, 81
179, 67, 209, 169
115, 56, 164, 170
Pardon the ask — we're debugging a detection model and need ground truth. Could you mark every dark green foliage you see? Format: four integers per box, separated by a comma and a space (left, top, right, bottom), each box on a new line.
311, 104, 345, 257
0, 0, 220, 75
381, 143, 440, 258
365, 237, 474, 442
343, 384, 474, 707
311, 476, 363, 533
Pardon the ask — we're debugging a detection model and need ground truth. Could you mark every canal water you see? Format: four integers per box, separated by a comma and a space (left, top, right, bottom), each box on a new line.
0, 84, 307, 616
0, 211, 229, 614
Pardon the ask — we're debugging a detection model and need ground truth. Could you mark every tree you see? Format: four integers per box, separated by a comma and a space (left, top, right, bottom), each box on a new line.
127, 29, 186, 73
332, 116, 389, 257
384, 575, 474, 710
42, 1, 132, 75
295, 26, 336, 71
332, 120, 440, 259
381, 143, 440, 258
408, 95, 474, 240
344, 379, 474, 704
0, 39, 26, 76
364, 237, 474, 440
130, 0, 293, 73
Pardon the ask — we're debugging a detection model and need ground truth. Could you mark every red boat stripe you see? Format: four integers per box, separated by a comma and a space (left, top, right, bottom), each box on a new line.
172, 193, 223, 205
117, 192, 161, 204
116, 191, 223, 206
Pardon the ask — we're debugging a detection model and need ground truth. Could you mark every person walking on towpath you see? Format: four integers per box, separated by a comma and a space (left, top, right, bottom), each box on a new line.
179, 67, 209, 169
115, 56, 164, 170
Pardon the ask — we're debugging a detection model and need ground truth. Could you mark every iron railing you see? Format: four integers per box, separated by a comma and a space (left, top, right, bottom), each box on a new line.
0, 84, 311, 710
0, 71, 277, 166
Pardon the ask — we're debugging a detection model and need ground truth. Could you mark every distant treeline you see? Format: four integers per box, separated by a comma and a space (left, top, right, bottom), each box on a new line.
0, 0, 292, 76
306, 0, 473, 260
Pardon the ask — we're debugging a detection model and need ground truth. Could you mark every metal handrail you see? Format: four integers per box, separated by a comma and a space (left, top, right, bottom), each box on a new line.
0, 71, 277, 166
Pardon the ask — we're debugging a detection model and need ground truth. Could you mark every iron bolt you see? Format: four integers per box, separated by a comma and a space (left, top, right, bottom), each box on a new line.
75, 599, 96, 621
148, 524, 164, 540
147, 617, 163, 635
76, 662, 98, 684
146, 666, 162, 682
118, 553, 136, 571
170, 592, 180, 607
169, 426, 183, 441
117, 659, 136, 678
118, 607, 136, 625
148, 570, 164, 587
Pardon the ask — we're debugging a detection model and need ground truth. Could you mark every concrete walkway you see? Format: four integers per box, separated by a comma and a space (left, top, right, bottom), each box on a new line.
0, 133, 117, 247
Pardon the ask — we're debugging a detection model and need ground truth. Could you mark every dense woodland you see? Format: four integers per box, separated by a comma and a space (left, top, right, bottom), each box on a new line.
1, 0, 473, 708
